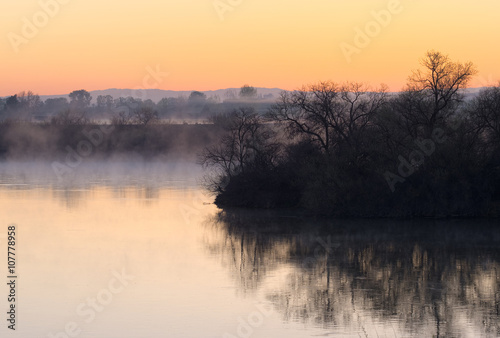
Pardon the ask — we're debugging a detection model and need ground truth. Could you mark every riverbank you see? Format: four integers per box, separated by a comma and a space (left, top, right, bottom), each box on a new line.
0, 122, 222, 160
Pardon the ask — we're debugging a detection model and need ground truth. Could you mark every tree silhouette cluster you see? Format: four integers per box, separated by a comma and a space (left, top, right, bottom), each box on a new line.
201, 51, 500, 217
0, 86, 271, 124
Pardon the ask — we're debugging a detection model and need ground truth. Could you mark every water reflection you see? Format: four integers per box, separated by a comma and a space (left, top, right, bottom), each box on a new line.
206, 210, 500, 337
2, 161, 499, 337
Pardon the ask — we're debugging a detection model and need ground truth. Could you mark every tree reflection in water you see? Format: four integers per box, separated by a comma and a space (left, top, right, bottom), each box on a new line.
204, 210, 500, 337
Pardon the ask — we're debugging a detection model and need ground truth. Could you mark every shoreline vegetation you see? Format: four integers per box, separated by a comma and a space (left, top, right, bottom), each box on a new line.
0, 122, 222, 160
1, 51, 500, 218
200, 51, 500, 218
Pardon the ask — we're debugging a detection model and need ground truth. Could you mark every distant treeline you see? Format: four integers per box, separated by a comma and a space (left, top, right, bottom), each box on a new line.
200, 51, 500, 217
0, 85, 274, 123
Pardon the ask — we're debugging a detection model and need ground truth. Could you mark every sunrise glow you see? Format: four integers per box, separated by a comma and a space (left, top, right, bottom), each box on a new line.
1, 0, 499, 95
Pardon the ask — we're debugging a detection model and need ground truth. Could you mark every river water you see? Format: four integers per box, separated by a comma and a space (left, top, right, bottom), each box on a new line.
0, 161, 499, 337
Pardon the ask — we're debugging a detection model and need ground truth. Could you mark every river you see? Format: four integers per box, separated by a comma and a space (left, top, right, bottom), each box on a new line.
0, 161, 499, 337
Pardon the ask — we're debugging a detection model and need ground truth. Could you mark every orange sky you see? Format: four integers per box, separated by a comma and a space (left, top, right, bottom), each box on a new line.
1, 0, 499, 96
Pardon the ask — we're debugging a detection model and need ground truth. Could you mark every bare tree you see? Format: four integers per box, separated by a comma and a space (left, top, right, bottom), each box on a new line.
18, 91, 42, 111
224, 89, 237, 100
267, 81, 387, 154
200, 107, 279, 193
50, 109, 88, 125
133, 106, 159, 125
111, 111, 133, 125
469, 84, 500, 143
402, 50, 478, 135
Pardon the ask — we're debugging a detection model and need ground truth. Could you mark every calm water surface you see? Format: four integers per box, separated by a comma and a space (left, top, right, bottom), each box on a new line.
0, 162, 499, 337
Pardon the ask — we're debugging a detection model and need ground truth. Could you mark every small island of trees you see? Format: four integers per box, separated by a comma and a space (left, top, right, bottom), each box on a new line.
200, 51, 500, 217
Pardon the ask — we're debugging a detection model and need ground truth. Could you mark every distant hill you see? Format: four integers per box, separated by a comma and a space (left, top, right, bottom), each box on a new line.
5, 86, 491, 103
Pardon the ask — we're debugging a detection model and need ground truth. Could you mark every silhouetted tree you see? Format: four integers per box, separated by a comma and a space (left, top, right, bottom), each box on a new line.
143, 99, 155, 109
43, 98, 69, 115
69, 89, 92, 110
189, 91, 207, 101
96, 95, 114, 111
111, 111, 133, 125
133, 106, 159, 125
200, 107, 279, 193
239, 85, 257, 99
401, 50, 477, 136
156, 97, 171, 118
268, 81, 387, 154
5, 95, 19, 111
50, 109, 88, 125
469, 85, 500, 143
225, 89, 237, 100
18, 91, 42, 111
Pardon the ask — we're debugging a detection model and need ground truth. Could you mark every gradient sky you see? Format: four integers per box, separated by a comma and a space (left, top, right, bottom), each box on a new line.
1, 0, 499, 96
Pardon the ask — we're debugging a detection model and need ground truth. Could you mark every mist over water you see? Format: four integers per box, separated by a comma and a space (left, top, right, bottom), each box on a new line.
0, 157, 499, 337
0, 159, 204, 188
